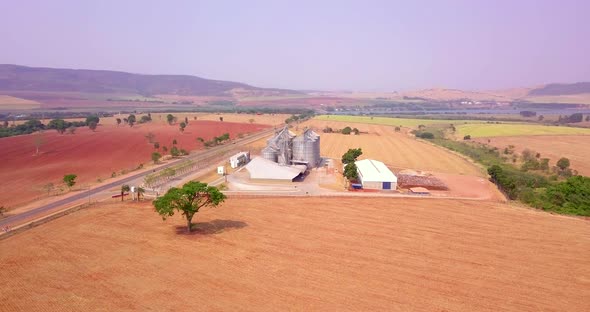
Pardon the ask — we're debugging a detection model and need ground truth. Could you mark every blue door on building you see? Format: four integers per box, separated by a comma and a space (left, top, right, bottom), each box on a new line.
383, 182, 391, 189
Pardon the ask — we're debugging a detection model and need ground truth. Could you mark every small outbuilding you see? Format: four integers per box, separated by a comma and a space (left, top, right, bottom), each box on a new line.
355, 159, 397, 190
230, 151, 250, 168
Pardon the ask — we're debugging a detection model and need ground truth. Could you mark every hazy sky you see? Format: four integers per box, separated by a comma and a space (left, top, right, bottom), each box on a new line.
1, 0, 589, 91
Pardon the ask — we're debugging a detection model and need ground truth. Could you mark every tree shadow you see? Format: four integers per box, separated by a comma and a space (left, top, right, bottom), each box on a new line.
175, 219, 248, 235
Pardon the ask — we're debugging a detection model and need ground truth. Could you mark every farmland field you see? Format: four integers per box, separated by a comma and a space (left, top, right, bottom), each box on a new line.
477, 135, 590, 176
0, 95, 41, 109
302, 119, 483, 176
0, 120, 268, 208
456, 123, 590, 138
314, 115, 487, 127
1, 197, 588, 311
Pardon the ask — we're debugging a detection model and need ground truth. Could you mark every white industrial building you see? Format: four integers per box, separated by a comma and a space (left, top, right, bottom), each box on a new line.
355, 159, 398, 190
230, 152, 250, 168
245, 157, 307, 182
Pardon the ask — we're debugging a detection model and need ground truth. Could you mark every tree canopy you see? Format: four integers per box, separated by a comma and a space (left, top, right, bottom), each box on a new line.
341, 148, 363, 164
153, 181, 226, 232
63, 174, 77, 189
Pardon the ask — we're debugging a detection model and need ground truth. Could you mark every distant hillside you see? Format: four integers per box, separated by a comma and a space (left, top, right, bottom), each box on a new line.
0, 64, 301, 97
528, 82, 590, 96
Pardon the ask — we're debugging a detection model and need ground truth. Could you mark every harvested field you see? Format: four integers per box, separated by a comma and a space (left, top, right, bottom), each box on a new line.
477, 135, 590, 176
1, 197, 589, 311
0, 120, 268, 208
456, 123, 590, 138
0, 95, 40, 109
302, 119, 483, 176
314, 115, 487, 127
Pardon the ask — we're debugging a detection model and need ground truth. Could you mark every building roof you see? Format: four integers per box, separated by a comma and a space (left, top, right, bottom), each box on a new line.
355, 159, 397, 183
245, 157, 306, 180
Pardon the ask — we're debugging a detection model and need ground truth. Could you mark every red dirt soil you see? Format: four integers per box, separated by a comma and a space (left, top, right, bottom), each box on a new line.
0, 197, 588, 311
0, 121, 268, 208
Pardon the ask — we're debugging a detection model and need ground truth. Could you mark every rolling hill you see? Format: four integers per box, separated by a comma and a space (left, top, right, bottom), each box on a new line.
0, 64, 301, 97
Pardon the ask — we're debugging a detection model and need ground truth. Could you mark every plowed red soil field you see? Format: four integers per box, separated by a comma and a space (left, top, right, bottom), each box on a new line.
0, 121, 268, 208
1, 197, 588, 311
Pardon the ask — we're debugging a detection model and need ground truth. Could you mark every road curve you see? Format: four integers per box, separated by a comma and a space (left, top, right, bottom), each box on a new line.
0, 128, 275, 228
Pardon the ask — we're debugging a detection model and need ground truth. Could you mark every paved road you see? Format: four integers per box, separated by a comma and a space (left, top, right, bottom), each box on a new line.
0, 128, 275, 228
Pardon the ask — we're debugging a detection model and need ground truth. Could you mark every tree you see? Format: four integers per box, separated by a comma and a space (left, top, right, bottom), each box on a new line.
170, 146, 180, 157
341, 126, 352, 135
352, 128, 360, 135
249, 118, 255, 124
557, 158, 571, 171
167, 114, 175, 125
163, 146, 168, 153
67, 126, 76, 134
172, 139, 177, 145
145, 132, 156, 143
0, 206, 6, 217
151, 152, 162, 164
42, 182, 55, 195
184, 117, 189, 124
179, 122, 186, 133
219, 116, 224, 122
394, 126, 401, 132
343, 162, 359, 181
88, 121, 98, 131
127, 114, 136, 127
342, 148, 363, 164
116, 118, 122, 126
538, 115, 544, 121
586, 115, 590, 122
63, 174, 77, 190
463, 135, 471, 140
86, 115, 100, 125
154, 142, 160, 149
48, 119, 67, 134
121, 184, 130, 201
33, 131, 45, 155
139, 115, 152, 123
153, 181, 226, 232
136, 187, 145, 201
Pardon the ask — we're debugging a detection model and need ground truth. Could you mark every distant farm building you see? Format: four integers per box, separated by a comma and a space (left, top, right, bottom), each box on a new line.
355, 159, 397, 190
230, 151, 250, 168
246, 126, 321, 181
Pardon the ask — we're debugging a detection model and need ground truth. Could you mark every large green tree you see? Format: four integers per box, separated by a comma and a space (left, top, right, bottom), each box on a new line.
153, 181, 226, 232
341, 148, 363, 164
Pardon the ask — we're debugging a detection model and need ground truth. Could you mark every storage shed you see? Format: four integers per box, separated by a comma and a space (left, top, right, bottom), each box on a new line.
355, 159, 397, 190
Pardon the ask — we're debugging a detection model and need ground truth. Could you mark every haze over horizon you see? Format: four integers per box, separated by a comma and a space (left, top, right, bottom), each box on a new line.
1, 0, 589, 92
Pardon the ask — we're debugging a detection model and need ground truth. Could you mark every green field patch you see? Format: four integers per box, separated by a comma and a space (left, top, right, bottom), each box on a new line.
456, 123, 590, 138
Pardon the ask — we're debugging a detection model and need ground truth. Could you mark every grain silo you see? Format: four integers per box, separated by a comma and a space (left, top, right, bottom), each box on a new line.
292, 129, 321, 168
261, 146, 278, 162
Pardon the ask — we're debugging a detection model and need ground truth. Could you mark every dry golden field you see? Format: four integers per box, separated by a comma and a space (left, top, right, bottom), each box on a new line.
302, 119, 483, 176
0, 197, 589, 311
478, 135, 590, 176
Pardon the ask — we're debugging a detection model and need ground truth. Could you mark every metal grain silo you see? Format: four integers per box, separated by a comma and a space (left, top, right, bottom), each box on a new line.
261, 146, 278, 163
292, 129, 320, 168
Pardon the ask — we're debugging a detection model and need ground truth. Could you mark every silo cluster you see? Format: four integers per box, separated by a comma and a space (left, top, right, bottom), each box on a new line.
261, 126, 320, 168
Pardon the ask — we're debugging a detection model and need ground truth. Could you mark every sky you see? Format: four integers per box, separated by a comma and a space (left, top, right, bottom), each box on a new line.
1, 0, 589, 91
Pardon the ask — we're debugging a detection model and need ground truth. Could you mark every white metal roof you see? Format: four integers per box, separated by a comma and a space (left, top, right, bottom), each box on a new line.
245, 157, 305, 180
355, 159, 397, 183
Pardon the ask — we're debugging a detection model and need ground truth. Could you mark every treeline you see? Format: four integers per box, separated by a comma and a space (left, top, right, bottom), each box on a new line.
285, 111, 315, 124
0, 117, 96, 138
197, 133, 230, 148
323, 125, 360, 135
431, 135, 589, 216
